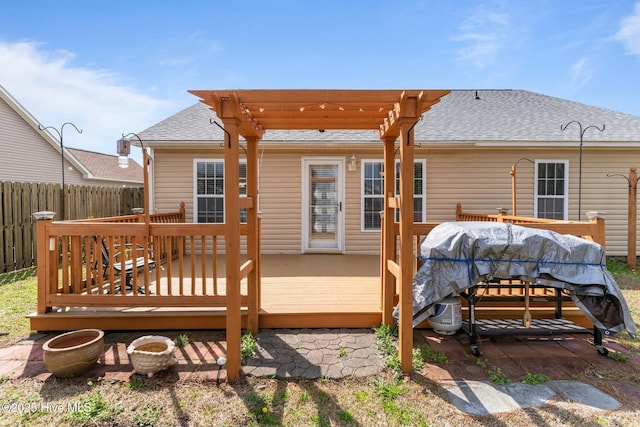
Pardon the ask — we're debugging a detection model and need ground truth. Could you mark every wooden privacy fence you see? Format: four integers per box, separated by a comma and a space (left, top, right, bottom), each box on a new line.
1, 181, 143, 274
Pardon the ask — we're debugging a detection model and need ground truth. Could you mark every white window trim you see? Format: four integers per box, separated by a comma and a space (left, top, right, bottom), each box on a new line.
360, 159, 427, 232
301, 157, 345, 253
534, 159, 569, 220
397, 159, 427, 224
361, 160, 385, 232
193, 158, 247, 224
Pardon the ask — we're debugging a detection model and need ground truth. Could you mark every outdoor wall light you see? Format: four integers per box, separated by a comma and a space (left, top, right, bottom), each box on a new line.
348, 154, 357, 171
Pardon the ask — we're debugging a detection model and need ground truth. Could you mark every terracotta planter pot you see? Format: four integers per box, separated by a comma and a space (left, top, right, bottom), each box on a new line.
43, 329, 104, 378
127, 335, 177, 377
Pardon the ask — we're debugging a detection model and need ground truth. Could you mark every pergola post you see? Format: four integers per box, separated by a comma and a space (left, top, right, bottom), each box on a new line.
221, 116, 242, 382
246, 135, 261, 333
382, 136, 397, 325
398, 118, 416, 374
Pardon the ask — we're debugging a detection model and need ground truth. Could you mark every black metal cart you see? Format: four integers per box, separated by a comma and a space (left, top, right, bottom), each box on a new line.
459, 281, 607, 357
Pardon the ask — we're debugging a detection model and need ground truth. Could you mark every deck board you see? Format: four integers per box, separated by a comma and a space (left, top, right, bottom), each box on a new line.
30, 254, 384, 330
261, 254, 380, 313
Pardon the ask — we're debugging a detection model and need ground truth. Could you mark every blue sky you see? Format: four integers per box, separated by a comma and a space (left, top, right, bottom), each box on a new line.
1, 0, 639, 158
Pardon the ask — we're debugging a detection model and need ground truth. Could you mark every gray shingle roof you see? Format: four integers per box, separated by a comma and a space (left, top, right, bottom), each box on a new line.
138, 90, 640, 144
416, 90, 640, 142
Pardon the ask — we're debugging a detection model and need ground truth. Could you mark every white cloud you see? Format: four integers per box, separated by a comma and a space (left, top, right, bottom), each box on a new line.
569, 57, 594, 88
0, 41, 174, 156
614, 2, 640, 56
453, 5, 513, 69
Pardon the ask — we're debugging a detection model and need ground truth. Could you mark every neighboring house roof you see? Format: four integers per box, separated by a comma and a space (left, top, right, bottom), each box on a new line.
66, 148, 143, 183
138, 90, 640, 147
0, 83, 142, 186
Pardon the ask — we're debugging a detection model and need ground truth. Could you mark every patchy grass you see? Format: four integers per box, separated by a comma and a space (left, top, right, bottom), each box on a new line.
607, 258, 640, 353
476, 357, 511, 385
1, 263, 640, 425
0, 269, 37, 348
1, 372, 638, 426
240, 331, 258, 362
173, 333, 191, 348
521, 372, 550, 385
608, 351, 631, 362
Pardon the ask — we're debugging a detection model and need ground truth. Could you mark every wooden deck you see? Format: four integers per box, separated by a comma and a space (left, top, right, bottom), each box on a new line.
29, 254, 383, 331
29, 252, 591, 331
259, 254, 381, 328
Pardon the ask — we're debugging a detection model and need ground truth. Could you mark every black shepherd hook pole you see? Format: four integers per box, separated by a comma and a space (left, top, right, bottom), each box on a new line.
38, 122, 83, 220
211, 119, 231, 148
560, 120, 605, 221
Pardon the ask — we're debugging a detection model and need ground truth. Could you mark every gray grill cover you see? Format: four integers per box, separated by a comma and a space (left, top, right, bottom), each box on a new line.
406, 222, 637, 338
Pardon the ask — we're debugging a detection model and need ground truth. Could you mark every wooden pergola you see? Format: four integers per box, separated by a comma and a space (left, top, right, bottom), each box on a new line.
188, 89, 450, 381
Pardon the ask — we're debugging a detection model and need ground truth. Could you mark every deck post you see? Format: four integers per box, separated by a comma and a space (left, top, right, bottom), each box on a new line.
221, 115, 242, 382
246, 135, 260, 334
398, 94, 420, 375
34, 214, 53, 314
398, 119, 416, 375
382, 136, 397, 325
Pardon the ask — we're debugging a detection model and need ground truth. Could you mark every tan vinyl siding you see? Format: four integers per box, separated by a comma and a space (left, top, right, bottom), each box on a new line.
152, 145, 636, 257
421, 146, 632, 256
345, 153, 383, 255
259, 151, 303, 253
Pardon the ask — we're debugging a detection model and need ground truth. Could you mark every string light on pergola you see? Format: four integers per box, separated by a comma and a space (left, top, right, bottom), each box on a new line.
242, 102, 392, 114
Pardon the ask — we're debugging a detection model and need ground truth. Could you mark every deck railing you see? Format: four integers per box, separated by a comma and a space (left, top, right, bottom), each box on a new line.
455, 202, 606, 246
34, 203, 257, 317
76, 202, 186, 224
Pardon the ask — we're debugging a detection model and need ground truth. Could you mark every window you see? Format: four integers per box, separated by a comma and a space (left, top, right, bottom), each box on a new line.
534, 160, 568, 220
395, 160, 426, 223
194, 159, 247, 223
361, 159, 426, 231
362, 161, 384, 230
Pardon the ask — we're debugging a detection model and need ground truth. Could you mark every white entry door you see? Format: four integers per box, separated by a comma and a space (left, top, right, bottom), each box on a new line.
302, 158, 344, 252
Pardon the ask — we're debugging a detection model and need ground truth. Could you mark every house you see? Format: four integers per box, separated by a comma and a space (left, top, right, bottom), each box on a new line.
138, 89, 640, 257
0, 84, 143, 187
31, 89, 630, 380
